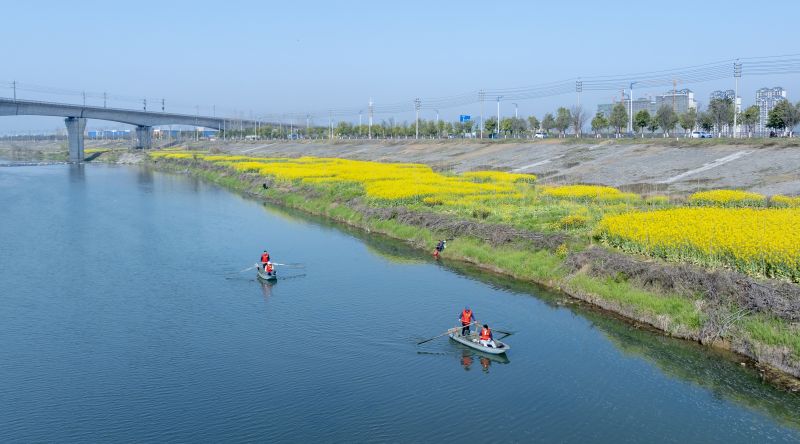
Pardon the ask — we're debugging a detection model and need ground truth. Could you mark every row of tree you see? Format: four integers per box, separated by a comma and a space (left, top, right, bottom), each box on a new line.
219, 98, 800, 139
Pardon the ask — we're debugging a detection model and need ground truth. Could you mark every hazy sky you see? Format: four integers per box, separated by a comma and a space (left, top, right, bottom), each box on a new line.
2, 0, 799, 132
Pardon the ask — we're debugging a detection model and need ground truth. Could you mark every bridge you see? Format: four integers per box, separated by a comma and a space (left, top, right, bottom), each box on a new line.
0, 98, 257, 162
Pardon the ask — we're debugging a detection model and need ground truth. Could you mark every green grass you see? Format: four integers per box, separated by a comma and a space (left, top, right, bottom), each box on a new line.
569, 273, 703, 331
743, 316, 800, 360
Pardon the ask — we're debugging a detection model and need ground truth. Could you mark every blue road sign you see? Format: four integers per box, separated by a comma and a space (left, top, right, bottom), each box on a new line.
459, 115, 471, 122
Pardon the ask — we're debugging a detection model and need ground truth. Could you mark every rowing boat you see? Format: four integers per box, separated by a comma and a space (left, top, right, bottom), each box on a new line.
448, 330, 509, 355
256, 265, 277, 281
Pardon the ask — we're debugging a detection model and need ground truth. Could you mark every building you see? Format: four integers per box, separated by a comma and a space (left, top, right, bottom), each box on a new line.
756, 87, 787, 135
655, 89, 696, 115
597, 89, 696, 122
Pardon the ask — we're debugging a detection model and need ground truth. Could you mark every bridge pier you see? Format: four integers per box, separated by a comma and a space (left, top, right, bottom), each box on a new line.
135, 125, 153, 149
65, 117, 86, 162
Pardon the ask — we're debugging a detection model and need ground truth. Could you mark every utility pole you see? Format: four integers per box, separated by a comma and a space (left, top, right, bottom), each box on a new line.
414, 98, 421, 139
329, 110, 333, 140
162, 98, 165, 113
628, 82, 637, 135
512, 103, 518, 119
12, 80, 16, 101
496, 96, 503, 137
672, 79, 677, 112
733, 61, 742, 138
576, 80, 582, 109
82, 91, 86, 107
103, 92, 107, 108
368, 98, 373, 140
306, 114, 310, 137
143, 99, 147, 111
479, 90, 485, 138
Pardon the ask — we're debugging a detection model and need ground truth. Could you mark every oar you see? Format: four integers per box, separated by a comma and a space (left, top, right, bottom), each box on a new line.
272, 262, 305, 269
416, 328, 458, 345
226, 264, 258, 275
492, 328, 515, 336
417, 322, 477, 345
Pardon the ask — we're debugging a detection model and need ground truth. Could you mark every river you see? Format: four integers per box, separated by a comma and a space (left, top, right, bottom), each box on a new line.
1, 164, 799, 442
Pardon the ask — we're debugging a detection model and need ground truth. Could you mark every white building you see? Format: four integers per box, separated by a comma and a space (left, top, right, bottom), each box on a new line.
756, 87, 787, 135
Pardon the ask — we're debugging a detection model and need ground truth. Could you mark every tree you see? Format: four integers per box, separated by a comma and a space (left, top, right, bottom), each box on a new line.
698, 112, 714, 132
767, 99, 800, 136
656, 105, 678, 137
570, 105, 586, 137
633, 110, 651, 138
708, 98, 734, 136
555, 107, 571, 137
591, 112, 608, 138
541, 113, 556, 135
484, 116, 498, 135
463, 120, 474, 135
527, 115, 540, 133
740, 105, 760, 137
608, 103, 628, 137
647, 115, 659, 135
679, 108, 697, 136
500, 117, 513, 136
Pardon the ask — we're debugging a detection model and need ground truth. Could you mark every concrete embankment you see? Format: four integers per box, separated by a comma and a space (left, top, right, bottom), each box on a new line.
4, 138, 800, 195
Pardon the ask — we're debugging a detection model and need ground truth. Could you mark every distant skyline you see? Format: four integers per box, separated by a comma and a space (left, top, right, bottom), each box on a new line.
2, 0, 799, 132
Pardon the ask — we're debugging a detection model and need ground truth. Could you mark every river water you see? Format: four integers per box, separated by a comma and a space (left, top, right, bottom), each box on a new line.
1, 164, 799, 442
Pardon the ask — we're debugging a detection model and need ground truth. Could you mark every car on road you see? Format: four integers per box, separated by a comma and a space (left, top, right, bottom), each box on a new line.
534, 131, 547, 139
691, 131, 713, 138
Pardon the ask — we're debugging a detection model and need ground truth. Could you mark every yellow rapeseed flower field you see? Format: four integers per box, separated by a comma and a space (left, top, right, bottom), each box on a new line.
598, 207, 800, 281
689, 189, 765, 207
771, 195, 800, 208
542, 185, 639, 202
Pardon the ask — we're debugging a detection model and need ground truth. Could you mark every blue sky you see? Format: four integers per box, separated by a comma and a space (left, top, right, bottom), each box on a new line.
2, 0, 798, 132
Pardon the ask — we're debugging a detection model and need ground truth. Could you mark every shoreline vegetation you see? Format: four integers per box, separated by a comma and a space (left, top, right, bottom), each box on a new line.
87, 149, 799, 390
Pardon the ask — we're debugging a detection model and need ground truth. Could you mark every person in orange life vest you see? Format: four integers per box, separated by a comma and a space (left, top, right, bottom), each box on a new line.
265, 261, 275, 276
459, 306, 477, 337
260, 250, 270, 268
479, 324, 496, 348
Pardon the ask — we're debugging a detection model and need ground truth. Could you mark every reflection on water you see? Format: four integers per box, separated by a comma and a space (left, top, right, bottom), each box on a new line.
259, 279, 276, 299
68, 163, 85, 183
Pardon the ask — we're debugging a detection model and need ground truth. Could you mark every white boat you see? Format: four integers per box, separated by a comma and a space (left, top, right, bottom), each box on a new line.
448, 329, 509, 355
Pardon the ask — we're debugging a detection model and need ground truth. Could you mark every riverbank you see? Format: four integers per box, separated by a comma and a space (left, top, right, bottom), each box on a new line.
147, 154, 800, 391
5, 137, 800, 195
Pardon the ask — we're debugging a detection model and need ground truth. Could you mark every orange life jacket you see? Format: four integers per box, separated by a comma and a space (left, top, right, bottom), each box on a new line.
266, 264, 273, 273
460, 309, 473, 325
261, 253, 270, 263
480, 327, 492, 341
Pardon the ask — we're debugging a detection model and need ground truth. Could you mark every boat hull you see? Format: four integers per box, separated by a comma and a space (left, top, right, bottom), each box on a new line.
256, 268, 277, 281
448, 332, 509, 355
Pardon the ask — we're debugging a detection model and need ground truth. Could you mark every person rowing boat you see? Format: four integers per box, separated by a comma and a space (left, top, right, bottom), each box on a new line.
458, 306, 477, 337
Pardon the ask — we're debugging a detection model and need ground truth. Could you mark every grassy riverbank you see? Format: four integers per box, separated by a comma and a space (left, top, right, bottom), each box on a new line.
148, 153, 800, 389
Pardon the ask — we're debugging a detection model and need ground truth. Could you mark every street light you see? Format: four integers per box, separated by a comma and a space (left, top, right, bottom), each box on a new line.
513, 103, 518, 119
628, 82, 638, 135
496, 96, 504, 137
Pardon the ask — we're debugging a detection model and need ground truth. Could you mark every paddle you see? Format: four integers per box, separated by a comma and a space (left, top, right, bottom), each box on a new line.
226, 264, 258, 275
272, 262, 306, 269
417, 322, 477, 345
416, 328, 458, 345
